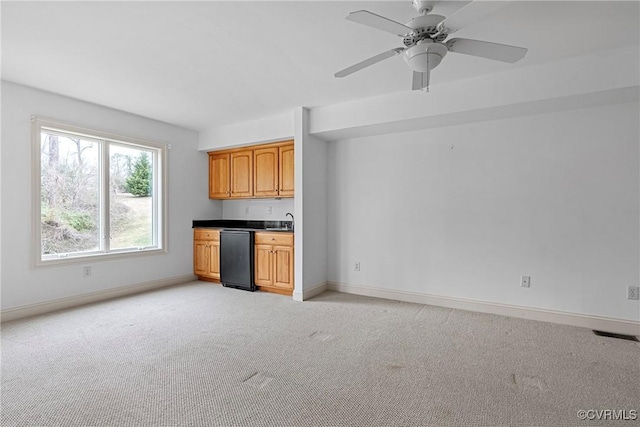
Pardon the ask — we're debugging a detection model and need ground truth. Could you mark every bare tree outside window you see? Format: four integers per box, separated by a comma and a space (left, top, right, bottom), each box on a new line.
40, 133, 99, 255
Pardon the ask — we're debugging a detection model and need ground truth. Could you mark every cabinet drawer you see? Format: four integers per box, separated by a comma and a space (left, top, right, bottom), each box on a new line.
255, 232, 293, 246
194, 229, 220, 241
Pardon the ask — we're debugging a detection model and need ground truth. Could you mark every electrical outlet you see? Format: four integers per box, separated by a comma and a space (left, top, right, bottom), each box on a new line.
83, 266, 92, 278
628, 286, 640, 300
267, 206, 272, 215
355, 262, 360, 272
244, 206, 250, 214
521, 276, 530, 288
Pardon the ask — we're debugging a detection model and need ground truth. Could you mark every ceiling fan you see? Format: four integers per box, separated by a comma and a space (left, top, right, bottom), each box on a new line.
334, 0, 528, 92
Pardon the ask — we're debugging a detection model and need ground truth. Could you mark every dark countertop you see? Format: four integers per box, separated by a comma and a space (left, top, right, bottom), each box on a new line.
193, 219, 293, 232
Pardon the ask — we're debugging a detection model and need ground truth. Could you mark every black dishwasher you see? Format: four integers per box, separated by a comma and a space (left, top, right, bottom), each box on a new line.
220, 230, 255, 291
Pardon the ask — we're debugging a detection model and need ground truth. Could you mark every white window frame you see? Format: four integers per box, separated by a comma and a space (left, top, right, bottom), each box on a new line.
32, 117, 168, 266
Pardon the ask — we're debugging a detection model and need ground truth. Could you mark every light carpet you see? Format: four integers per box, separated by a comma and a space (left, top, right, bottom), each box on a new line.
1, 281, 639, 426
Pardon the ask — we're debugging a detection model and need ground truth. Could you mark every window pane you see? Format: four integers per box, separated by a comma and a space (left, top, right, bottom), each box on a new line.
109, 145, 154, 250
41, 131, 100, 256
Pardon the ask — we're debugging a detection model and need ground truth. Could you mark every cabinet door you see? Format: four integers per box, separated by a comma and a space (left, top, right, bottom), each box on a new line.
230, 150, 253, 198
273, 245, 294, 289
255, 244, 273, 286
254, 147, 279, 197
207, 241, 220, 280
194, 240, 208, 276
209, 153, 230, 199
278, 144, 294, 197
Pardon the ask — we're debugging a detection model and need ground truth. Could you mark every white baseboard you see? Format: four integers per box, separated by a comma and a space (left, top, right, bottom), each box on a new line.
1, 274, 196, 322
293, 282, 328, 302
303, 282, 328, 300
327, 282, 640, 336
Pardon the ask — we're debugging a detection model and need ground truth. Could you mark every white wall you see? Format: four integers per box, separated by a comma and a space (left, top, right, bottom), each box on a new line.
198, 112, 293, 151
301, 133, 328, 293
293, 108, 328, 300
1, 81, 214, 310
328, 102, 639, 322
221, 198, 294, 220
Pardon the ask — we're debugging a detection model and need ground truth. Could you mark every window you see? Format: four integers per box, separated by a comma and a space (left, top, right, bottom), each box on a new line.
33, 117, 166, 264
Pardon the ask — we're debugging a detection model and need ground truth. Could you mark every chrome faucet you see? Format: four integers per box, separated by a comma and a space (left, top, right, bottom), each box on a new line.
286, 212, 294, 231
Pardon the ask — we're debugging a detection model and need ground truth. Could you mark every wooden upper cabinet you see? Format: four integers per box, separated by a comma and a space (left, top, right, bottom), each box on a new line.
254, 142, 294, 198
254, 147, 279, 197
230, 150, 253, 198
278, 143, 295, 197
209, 150, 253, 199
209, 153, 230, 199
208, 141, 294, 200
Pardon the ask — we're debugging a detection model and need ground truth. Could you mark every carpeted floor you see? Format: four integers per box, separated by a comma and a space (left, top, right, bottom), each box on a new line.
1, 281, 639, 426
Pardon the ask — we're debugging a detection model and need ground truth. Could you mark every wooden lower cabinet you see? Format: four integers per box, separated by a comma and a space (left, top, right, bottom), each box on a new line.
194, 229, 220, 282
194, 229, 294, 294
254, 232, 294, 295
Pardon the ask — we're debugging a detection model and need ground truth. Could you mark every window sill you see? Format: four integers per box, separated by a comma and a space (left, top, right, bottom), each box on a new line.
36, 248, 167, 267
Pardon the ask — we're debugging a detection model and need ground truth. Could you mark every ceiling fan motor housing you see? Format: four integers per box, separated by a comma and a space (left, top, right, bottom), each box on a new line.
403, 14, 448, 45
403, 40, 448, 72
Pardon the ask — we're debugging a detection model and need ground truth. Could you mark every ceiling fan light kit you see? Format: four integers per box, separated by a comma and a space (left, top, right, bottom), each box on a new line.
403, 40, 447, 72
335, 0, 528, 92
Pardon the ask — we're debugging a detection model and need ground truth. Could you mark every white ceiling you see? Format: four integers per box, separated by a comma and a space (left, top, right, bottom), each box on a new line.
2, 1, 638, 131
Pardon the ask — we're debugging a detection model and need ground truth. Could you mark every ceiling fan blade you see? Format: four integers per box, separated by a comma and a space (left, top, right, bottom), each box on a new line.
346, 10, 414, 37
411, 70, 430, 91
446, 38, 527, 63
335, 48, 405, 78
437, 0, 509, 34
